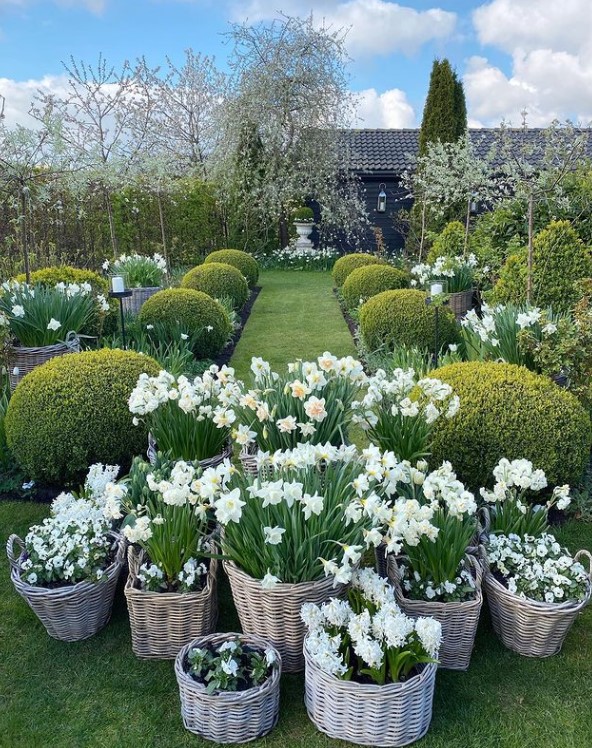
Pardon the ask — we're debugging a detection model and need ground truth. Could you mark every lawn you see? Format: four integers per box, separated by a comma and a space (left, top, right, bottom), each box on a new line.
1, 271, 591, 748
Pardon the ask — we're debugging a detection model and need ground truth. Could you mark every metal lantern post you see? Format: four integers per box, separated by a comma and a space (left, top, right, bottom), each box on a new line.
108, 274, 132, 350
425, 279, 448, 367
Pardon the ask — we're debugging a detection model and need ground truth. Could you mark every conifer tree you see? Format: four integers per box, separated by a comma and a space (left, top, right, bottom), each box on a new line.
419, 59, 466, 154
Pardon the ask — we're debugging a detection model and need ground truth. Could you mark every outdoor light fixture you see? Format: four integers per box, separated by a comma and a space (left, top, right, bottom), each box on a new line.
377, 183, 387, 213
470, 195, 479, 215
108, 274, 132, 350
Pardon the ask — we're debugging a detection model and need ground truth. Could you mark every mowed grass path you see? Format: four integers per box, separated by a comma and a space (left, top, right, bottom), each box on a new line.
1, 271, 592, 747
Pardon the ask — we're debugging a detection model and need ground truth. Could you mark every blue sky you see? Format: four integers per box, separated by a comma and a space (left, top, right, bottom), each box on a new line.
1, 0, 591, 129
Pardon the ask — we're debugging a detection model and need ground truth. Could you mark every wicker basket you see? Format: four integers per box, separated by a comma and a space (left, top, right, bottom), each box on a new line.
387, 555, 483, 670
6, 532, 124, 641
483, 549, 592, 657
224, 560, 346, 673
122, 286, 161, 316
175, 632, 282, 743
304, 644, 436, 747
8, 339, 79, 391
239, 442, 259, 477
448, 289, 475, 320
125, 545, 218, 659
147, 433, 233, 469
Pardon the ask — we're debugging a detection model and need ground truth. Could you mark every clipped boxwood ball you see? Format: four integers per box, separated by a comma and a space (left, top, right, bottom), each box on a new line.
430, 362, 591, 490
332, 254, 386, 287
139, 288, 231, 359
342, 265, 409, 309
5, 349, 160, 485
204, 249, 259, 288
181, 262, 249, 309
359, 289, 459, 353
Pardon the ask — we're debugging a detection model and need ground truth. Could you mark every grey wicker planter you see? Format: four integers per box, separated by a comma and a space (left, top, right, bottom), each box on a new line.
224, 560, 346, 673
8, 339, 79, 391
448, 289, 475, 320
175, 632, 281, 743
6, 533, 124, 641
122, 286, 161, 316
125, 546, 218, 659
387, 555, 483, 671
147, 433, 233, 469
483, 549, 592, 657
304, 644, 437, 747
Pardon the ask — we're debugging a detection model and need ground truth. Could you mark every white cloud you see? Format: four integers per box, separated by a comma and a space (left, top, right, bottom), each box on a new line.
0, 0, 105, 12
230, 0, 457, 57
467, 0, 592, 126
354, 87, 415, 127
0, 75, 69, 128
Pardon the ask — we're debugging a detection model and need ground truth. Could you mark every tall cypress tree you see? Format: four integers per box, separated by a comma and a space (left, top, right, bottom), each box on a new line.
419, 59, 467, 154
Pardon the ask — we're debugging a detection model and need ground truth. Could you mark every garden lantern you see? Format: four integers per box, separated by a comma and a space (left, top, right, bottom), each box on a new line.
377, 184, 387, 213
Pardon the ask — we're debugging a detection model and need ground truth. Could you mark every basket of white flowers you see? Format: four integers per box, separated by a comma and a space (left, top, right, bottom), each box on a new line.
175, 632, 281, 743
383, 461, 482, 671
121, 455, 222, 658
302, 568, 440, 747
6, 465, 126, 641
232, 354, 366, 475
483, 532, 592, 657
219, 443, 393, 672
104, 253, 167, 315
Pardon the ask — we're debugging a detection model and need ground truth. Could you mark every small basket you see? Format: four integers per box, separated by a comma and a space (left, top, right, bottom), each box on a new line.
122, 286, 161, 316
483, 548, 592, 657
304, 644, 436, 747
147, 433, 233, 469
224, 560, 345, 673
387, 554, 483, 670
175, 632, 282, 743
239, 442, 259, 477
448, 289, 475, 320
8, 339, 79, 391
125, 545, 218, 659
6, 532, 124, 641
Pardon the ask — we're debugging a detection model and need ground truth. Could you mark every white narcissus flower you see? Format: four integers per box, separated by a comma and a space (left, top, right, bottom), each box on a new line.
214, 488, 246, 524
263, 526, 286, 545
11, 305, 25, 318
304, 396, 327, 422
261, 570, 281, 589
277, 415, 297, 433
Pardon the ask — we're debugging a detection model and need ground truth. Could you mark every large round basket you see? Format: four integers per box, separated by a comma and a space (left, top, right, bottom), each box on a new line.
304, 644, 436, 747
175, 632, 282, 743
8, 339, 79, 391
387, 555, 483, 671
483, 549, 592, 657
125, 545, 218, 659
6, 532, 124, 641
448, 289, 475, 320
122, 286, 161, 316
223, 560, 345, 673
147, 433, 233, 469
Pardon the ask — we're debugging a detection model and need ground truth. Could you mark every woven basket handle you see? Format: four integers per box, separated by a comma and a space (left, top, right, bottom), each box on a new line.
465, 551, 483, 586
477, 505, 491, 535
127, 545, 145, 581
6, 534, 24, 571
575, 549, 592, 580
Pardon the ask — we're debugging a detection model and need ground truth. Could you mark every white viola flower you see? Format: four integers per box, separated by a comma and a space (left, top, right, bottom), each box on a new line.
304, 396, 327, 422
261, 570, 281, 589
263, 526, 286, 545
221, 658, 239, 676
213, 488, 246, 524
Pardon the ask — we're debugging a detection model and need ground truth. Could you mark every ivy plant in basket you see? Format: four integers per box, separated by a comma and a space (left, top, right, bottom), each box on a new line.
175, 633, 282, 743
6, 464, 126, 642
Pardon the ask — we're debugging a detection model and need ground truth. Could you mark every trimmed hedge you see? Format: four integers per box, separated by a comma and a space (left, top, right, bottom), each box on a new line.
493, 220, 592, 312
332, 254, 386, 288
430, 361, 591, 489
5, 348, 160, 485
204, 249, 259, 288
182, 262, 249, 309
342, 265, 409, 309
359, 289, 459, 353
427, 221, 466, 263
138, 288, 231, 359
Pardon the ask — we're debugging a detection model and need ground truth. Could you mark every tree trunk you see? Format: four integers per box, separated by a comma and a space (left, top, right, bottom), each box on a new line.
526, 192, 534, 304
156, 192, 168, 266
20, 187, 30, 283
418, 198, 427, 261
279, 209, 290, 250
464, 197, 471, 257
104, 189, 118, 258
